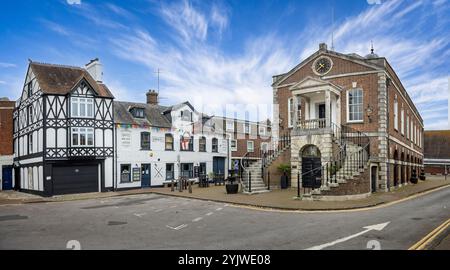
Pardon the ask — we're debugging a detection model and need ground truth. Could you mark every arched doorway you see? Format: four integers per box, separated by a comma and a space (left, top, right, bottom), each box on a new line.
301, 145, 322, 189
393, 150, 399, 187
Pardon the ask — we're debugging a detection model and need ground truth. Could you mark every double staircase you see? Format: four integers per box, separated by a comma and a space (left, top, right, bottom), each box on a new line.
300, 124, 371, 199
239, 122, 371, 199
240, 134, 291, 194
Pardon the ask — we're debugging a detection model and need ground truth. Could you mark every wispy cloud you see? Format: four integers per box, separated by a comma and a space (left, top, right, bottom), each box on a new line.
0, 80, 6, 85
0, 62, 16, 68
67, 0, 81, 5
160, 0, 209, 42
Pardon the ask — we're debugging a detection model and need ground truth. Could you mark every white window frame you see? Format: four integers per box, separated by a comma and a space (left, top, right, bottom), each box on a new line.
406, 114, 410, 139
288, 97, 293, 127
226, 121, 234, 131
400, 107, 405, 135
246, 140, 254, 152
261, 142, 269, 152
393, 95, 398, 131
71, 97, 94, 118
230, 139, 237, 151
346, 89, 364, 123
411, 119, 414, 143
259, 126, 266, 135
71, 127, 94, 147
243, 123, 251, 134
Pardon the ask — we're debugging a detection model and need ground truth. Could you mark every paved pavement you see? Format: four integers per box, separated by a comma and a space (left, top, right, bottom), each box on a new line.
0, 185, 449, 250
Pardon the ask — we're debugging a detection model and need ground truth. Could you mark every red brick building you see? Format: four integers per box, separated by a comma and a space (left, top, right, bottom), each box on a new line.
424, 130, 450, 176
0, 98, 15, 190
268, 43, 424, 199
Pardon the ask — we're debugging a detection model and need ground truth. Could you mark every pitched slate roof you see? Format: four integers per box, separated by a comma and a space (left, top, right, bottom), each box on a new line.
114, 101, 171, 128
424, 130, 450, 159
29, 62, 114, 98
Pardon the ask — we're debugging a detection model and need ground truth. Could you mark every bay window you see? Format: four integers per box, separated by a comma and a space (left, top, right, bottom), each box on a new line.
71, 127, 94, 147
71, 97, 94, 118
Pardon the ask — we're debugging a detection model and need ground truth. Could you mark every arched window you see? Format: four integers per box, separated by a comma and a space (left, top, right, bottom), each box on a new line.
212, 138, 218, 152
199, 136, 206, 152
301, 145, 321, 157
165, 133, 174, 150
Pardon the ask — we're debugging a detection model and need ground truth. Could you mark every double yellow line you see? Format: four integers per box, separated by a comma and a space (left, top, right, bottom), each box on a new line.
409, 218, 450, 250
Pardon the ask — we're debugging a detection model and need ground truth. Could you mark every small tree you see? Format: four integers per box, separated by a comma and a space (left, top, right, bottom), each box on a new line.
277, 164, 291, 175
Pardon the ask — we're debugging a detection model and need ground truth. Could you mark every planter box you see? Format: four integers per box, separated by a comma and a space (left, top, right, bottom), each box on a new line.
226, 184, 239, 194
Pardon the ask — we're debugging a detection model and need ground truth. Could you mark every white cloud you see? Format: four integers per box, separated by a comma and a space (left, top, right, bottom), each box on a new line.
0, 80, 6, 85
107, 0, 448, 126
0, 62, 16, 68
67, 0, 81, 5
160, 0, 209, 42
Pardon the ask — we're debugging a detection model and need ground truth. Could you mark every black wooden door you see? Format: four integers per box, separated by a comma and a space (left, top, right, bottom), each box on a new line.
141, 163, 151, 188
371, 166, 377, 192
302, 157, 322, 189
318, 104, 326, 119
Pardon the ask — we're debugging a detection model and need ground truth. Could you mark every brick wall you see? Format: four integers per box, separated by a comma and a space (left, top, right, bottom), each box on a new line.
0, 100, 15, 155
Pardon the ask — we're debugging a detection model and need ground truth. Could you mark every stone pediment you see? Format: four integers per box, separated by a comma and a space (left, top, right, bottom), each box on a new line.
289, 76, 342, 95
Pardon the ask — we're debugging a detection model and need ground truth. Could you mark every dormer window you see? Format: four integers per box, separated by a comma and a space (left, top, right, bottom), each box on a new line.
181, 109, 192, 121
131, 107, 145, 118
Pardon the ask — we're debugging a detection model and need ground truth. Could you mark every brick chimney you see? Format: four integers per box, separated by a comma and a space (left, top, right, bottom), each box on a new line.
85, 58, 103, 82
146, 90, 158, 105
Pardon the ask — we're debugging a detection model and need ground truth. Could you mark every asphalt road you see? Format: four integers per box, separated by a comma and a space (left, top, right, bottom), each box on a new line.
0, 186, 449, 250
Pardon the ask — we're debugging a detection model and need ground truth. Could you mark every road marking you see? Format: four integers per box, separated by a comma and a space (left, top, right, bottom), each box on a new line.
216, 207, 223, 211
409, 218, 450, 250
227, 185, 450, 214
306, 222, 390, 250
206, 212, 214, 216
170, 205, 177, 208
192, 217, 203, 222
166, 224, 188, 230
134, 213, 146, 218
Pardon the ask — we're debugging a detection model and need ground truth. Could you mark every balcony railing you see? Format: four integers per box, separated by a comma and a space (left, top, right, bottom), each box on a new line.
297, 119, 327, 129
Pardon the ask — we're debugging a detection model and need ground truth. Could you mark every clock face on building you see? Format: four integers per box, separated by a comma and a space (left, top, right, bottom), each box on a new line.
313, 57, 332, 75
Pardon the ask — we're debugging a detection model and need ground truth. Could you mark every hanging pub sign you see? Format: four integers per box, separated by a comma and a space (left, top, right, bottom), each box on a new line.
181, 132, 191, 151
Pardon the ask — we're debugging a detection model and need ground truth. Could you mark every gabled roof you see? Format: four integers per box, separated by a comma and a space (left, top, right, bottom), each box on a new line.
114, 101, 171, 128
272, 48, 385, 87
424, 130, 450, 159
29, 62, 114, 98
162, 101, 195, 114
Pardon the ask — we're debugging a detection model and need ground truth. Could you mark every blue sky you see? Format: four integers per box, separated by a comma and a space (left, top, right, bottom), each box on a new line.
0, 0, 449, 129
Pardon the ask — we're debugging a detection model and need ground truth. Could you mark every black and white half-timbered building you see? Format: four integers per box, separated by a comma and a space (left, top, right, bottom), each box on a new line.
13, 59, 115, 196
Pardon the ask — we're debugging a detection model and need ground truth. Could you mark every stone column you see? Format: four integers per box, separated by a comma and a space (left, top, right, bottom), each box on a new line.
325, 90, 331, 127
293, 94, 299, 129
377, 72, 388, 192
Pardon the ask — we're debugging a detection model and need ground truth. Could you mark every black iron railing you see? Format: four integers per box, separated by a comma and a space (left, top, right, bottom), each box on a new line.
298, 124, 371, 196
